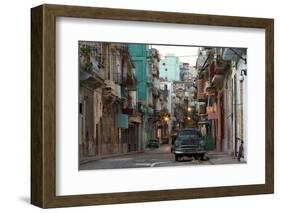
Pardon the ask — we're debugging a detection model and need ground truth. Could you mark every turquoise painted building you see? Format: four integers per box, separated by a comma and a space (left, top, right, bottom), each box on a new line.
128, 44, 148, 102
159, 54, 180, 81
128, 44, 149, 150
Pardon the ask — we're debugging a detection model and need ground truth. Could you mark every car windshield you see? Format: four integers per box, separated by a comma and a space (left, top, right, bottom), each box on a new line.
178, 130, 201, 137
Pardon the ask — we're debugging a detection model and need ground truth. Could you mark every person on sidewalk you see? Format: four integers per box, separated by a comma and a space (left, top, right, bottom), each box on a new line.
237, 141, 244, 162
201, 125, 207, 139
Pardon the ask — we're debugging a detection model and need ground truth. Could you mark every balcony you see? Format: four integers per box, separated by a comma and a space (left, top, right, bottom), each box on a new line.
129, 112, 142, 124
122, 91, 137, 115
205, 86, 217, 97
113, 72, 122, 85
122, 68, 137, 90
197, 79, 204, 101
207, 105, 216, 114
211, 62, 228, 88
103, 80, 121, 101
211, 67, 225, 86
80, 70, 104, 89
152, 87, 160, 97
161, 89, 169, 98
79, 58, 105, 89
151, 65, 159, 77
147, 106, 154, 116
147, 75, 153, 87
207, 105, 218, 120
198, 102, 207, 115
122, 108, 135, 115
121, 86, 128, 101
122, 103, 136, 115
203, 81, 211, 93
104, 79, 115, 92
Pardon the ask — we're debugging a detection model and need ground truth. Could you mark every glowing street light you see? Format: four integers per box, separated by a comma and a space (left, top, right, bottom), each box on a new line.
163, 116, 169, 122
187, 116, 191, 121
187, 107, 192, 112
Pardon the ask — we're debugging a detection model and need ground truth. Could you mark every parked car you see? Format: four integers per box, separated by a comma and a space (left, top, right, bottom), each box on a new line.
146, 139, 160, 148
172, 128, 207, 161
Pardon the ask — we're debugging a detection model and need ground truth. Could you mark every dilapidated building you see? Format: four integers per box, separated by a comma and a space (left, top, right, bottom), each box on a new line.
79, 42, 139, 160
195, 47, 247, 159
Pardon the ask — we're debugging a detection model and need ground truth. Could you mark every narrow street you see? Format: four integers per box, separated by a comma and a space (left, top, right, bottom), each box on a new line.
79, 43, 247, 170
79, 144, 243, 170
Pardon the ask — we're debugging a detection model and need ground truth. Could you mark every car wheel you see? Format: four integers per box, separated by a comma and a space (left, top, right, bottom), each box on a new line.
201, 154, 209, 161
175, 155, 179, 162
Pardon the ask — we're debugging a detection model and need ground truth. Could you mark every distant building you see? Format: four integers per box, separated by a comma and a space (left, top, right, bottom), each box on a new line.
179, 63, 197, 87
147, 48, 161, 140
159, 54, 180, 81
159, 80, 173, 143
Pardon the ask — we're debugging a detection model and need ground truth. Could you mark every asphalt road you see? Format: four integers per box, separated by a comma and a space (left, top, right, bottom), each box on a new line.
79, 144, 244, 170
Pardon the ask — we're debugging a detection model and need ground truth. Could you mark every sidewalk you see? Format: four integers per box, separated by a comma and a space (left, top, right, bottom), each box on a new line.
206, 151, 246, 164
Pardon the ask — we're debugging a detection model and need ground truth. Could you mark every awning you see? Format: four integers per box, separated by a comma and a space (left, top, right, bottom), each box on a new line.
116, 113, 128, 128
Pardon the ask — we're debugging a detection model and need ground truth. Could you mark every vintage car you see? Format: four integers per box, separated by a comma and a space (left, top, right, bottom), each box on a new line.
172, 128, 207, 161
146, 139, 160, 148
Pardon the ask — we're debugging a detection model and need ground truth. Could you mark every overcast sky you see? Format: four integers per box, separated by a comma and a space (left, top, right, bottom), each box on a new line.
151, 45, 199, 66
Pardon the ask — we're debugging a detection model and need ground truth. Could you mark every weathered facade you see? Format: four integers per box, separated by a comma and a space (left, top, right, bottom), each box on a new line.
195, 47, 247, 158
147, 48, 161, 140
128, 44, 147, 150
159, 80, 172, 143
79, 42, 140, 160
223, 48, 247, 158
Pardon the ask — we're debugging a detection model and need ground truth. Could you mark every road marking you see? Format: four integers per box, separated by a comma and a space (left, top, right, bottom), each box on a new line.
150, 162, 168, 167
135, 163, 151, 167
135, 162, 169, 167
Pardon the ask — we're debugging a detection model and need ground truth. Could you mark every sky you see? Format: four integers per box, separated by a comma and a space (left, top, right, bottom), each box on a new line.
151, 45, 199, 66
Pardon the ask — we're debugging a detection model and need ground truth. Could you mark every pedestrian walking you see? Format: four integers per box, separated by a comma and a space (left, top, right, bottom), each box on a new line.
237, 141, 244, 162
201, 125, 207, 139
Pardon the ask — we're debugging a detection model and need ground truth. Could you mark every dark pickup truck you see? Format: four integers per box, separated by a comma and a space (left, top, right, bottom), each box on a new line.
172, 128, 207, 161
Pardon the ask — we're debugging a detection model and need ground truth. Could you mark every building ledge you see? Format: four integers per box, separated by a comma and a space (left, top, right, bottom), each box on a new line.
80, 71, 105, 89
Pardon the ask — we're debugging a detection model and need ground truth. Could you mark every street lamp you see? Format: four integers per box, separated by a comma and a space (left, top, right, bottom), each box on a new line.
187, 107, 192, 112
163, 116, 169, 122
